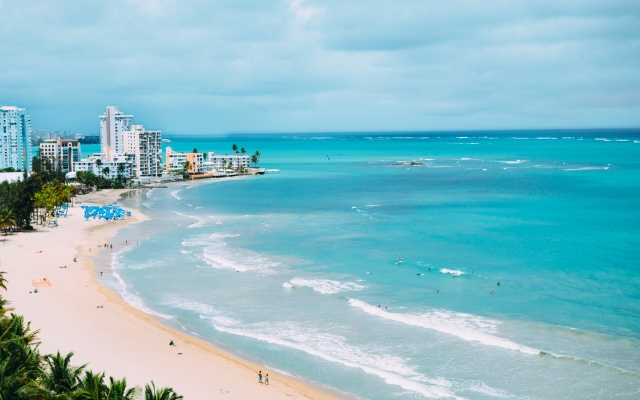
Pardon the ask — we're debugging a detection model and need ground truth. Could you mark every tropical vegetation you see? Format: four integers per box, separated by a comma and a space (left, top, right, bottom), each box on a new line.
0, 271, 183, 399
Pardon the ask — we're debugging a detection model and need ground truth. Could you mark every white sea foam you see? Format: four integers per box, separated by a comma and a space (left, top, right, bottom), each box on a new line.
145, 188, 155, 198
498, 160, 525, 164
181, 250, 192, 254
563, 167, 609, 171
289, 278, 366, 294
163, 296, 217, 315
349, 299, 539, 355
536, 137, 557, 140
282, 282, 293, 289
108, 248, 173, 319
210, 321, 458, 399
184, 233, 278, 273
466, 382, 511, 398
440, 268, 464, 276
615, 139, 629, 142
562, 137, 575, 139
170, 189, 182, 200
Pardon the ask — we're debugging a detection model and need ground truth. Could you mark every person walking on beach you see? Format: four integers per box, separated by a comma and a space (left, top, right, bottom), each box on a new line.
100, 271, 103, 277
265, 374, 269, 385
258, 371, 263, 384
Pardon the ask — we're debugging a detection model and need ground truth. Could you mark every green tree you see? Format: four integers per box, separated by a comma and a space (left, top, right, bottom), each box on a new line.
232, 144, 238, 153
251, 154, 258, 167
41, 351, 86, 395
145, 381, 183, 400
192, 148, 198, 153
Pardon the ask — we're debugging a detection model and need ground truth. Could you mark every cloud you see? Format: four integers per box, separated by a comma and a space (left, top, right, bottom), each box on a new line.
0, 0, 638, 133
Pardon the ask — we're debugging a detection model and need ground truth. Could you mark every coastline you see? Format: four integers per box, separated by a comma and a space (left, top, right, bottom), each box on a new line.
1, 188, 342, 399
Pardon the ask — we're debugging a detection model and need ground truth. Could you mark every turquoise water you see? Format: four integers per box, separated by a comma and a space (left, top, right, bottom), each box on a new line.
105, 131, 640, 399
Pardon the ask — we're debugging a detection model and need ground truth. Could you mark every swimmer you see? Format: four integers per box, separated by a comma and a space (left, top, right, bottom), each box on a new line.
472, 270, 474, 274
491, 291, 495, 294
366, 271, 371, 274
497, 282, 500, 286
436, 290, 439, 293
378, 304, 381, 307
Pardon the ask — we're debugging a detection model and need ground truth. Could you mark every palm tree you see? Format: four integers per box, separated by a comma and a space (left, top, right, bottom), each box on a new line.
145, 381, 182, 400
232, 144, 238, 153
254, 150, 260, 158
106, 377, 140, 400
183, 161, 191, 174
251, 154, 258, 167
240, 148, 246, 155
79, 370, 109, 399
221, 160, 227, 171
192, 148, 198, 153
41, 351, 86, 395
95, 159, 103, 176
102, 167, 110, 179
0, 271, 7, 291
0, 209, 17, 236
202, 153, 207, 161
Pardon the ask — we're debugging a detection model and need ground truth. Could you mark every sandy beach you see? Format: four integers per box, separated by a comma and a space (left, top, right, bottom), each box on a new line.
0, 189, 340, 399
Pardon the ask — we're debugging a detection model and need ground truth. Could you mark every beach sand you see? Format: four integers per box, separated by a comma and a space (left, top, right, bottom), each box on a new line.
1, 189, 340, 399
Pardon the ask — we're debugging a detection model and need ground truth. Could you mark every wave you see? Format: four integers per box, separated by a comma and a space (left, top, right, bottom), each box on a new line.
498, 160, 525, 164
563, 167, 609, 171
145, 188, 155, 198
170, 189, 182, 200
210, 321, 458, 399
536, 137, 557, 140
289, 278, 366, 294
539, 352, 640, 377
181, 233, 239, 247
348, 299, 539, 355
108, 248, 173, 319
282, 282, 293, 289
184, 233, 278, 273
440, 268, 464, 276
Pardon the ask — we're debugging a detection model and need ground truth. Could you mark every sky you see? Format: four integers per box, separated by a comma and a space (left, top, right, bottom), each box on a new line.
0, 0, 639, 134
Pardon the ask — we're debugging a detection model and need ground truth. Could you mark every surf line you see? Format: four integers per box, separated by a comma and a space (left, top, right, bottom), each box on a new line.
348, 299, 539, 355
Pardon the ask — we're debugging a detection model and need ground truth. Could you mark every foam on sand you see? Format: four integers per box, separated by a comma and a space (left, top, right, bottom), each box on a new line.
289, 278, 366, 294
348, 299, 539, 355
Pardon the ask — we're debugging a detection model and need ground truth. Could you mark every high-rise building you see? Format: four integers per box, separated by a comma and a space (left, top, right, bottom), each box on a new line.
123, 125, 162, 177
99, 106, 132, 160
39, 138, 82, 172
0, 106, 32, 172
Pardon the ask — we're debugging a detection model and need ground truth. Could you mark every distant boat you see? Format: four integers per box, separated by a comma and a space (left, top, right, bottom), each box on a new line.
326, 155, 330, 161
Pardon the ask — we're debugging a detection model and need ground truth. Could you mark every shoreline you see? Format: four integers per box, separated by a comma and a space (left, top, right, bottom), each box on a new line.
2, 188, 343, 399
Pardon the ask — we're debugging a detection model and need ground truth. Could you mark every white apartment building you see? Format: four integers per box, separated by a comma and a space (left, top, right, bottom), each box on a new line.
73, 153, 133, 180
40, 138, 82, 172
99, 106, 132, 161
123, 125, 162, 177
205, 152, 250, 171
166, 147, 187, 171
0, 106, 32, 172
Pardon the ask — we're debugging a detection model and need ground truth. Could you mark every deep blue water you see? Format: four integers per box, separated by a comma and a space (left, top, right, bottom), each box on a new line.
104, 131, 640, 399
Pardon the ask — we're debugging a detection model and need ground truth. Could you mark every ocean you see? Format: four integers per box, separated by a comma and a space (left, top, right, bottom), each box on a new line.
100, 131, 640, 399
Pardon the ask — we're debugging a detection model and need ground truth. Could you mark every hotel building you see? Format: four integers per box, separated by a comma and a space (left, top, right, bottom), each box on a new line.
39, 138, 82, 172
99, 106, 132, 161
73, 153, 132, 180
123, 125, 162, 177
0, 106, 32, 172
